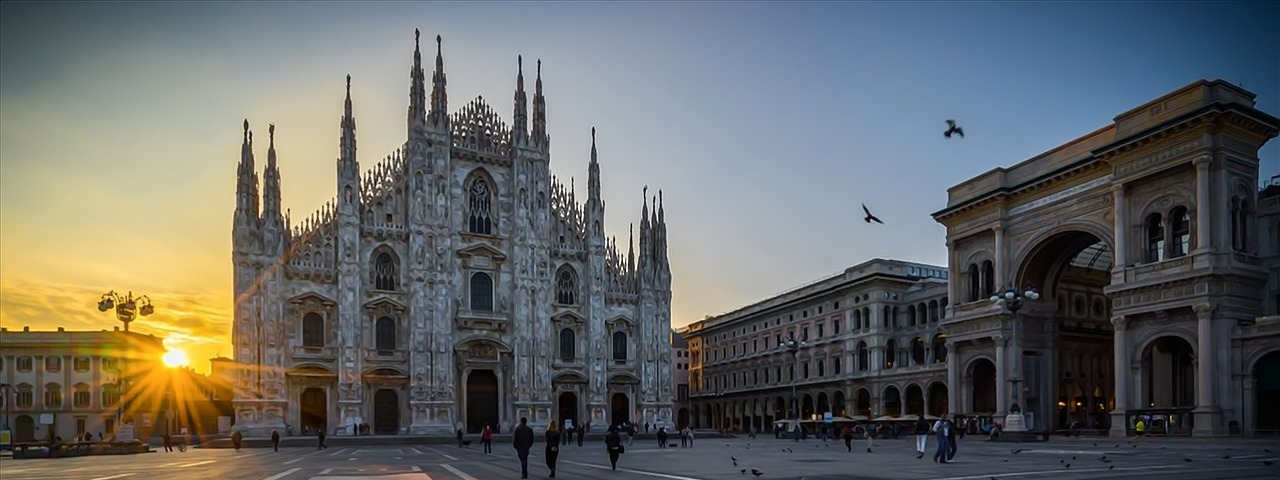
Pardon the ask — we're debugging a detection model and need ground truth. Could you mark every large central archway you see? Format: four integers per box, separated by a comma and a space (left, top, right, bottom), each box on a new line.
300, 388, 327, 434
1016, 229, 1115, 431
466, 370, 499, 433
373, 389, 399, 435
1253, 351, 1280, 432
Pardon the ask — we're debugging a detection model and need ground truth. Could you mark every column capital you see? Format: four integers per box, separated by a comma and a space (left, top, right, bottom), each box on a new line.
1111, 183, 1126, 194
992, 334, 1007, 346
1192, 154, 1212, 169
1194, 303, 1216, 321
1110, 315, 1128, 330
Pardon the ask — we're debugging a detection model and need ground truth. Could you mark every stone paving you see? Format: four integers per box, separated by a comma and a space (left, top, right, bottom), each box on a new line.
0, 435, 1276, 479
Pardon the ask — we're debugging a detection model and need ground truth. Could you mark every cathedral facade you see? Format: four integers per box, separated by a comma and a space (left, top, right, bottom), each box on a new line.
230, 30, 673, 436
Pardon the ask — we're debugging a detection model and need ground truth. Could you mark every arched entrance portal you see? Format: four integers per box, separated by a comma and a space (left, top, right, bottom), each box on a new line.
905, 384, 924, 416
1142, 336, 1195, 408
300, 388, 327, 434
1253, 351, 1280, 432
466, 370, 499, 433
558, 392, 579, 428
373, 389, 399, 435
927, 382, 948, 416
971, 359, 997, 413
855, 389, 871, 417
677, 408, 690, 429
14, 414, 34, 442
610, 393, 629, 425
1017, 230, 1114, 430
883, 386, 901, 417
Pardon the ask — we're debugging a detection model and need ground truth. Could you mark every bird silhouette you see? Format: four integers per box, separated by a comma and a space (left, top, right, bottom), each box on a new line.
751, 469, 764, 477
1263, 460, 1274, 466
732, 457, 738, 466
944, 119, 964, 138
862, 204, 883, 224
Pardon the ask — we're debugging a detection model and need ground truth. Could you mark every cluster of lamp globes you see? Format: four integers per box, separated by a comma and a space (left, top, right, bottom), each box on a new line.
96, 292, 155, 321
990, 288, 1040, 306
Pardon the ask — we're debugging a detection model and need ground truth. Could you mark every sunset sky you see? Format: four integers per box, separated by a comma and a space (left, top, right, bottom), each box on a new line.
2, 2, 1277, 374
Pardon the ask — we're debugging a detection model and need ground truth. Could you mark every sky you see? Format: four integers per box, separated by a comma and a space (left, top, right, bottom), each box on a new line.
2, 2, 1277, 374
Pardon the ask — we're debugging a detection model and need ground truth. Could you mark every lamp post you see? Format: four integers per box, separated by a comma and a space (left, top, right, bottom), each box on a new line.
97, 291, 155, 429
990, 285, 1039, 432
779, 332, 807, 423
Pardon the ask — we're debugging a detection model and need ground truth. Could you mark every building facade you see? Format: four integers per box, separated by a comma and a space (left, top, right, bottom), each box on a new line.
933, 79, 1280, 436
230, 30, 673, 437
671, 328, 689, 428
683, 259, 950, 432
0, 327, 166, 442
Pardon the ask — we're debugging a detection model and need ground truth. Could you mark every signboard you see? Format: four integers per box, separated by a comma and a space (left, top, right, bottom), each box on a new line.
823, 412, 833, 424
116, 424, 136, 442
0, 430, 11, 449
39, 413, 54, 425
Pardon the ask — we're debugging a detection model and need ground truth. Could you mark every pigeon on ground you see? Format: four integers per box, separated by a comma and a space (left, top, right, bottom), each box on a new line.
1011, 449, 1024, 454
1263, 460, 1274, 466
944, 119, 964, 138
732, 457, 738, 466
862, 204, 883, 224
1108, 465, 1114, 470
750, 469, 763, 477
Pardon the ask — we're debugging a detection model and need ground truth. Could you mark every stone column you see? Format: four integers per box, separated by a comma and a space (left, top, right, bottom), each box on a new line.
946, 339, 959, 414
1193, 155, 1212, 252
995, 335, 1008, 415
946, 241, 958, 317
993, 225, 1005, 288
1193, 304, 1223, 436
1111, 183, 1127, 284
1109, 315, 1128, 437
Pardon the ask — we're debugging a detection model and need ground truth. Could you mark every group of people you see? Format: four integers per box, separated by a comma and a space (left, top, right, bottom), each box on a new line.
511, 417, 632, 479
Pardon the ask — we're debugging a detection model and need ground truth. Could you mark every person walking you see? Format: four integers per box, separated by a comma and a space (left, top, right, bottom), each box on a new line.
686, 427, 695, 447
576, 422, 585, 447
317, 428, 327, 450
656, 426, 668, 448
865, 424, 876, 453
913, 416, 930, 459
932, 414, 951, 464
513, 417, 535, 479
456, 428, 464, 448
945, 416, 958, 461
270, 430, 281, 452
841, 425, 853, 452
163, 431, 173, 452
605, 426, 624, 470
481, 425, 493, 454
544, 420, 561, 478
231, 431, 243, 451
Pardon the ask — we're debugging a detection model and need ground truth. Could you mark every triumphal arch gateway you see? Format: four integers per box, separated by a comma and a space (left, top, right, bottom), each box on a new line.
934, 79, 1280, 437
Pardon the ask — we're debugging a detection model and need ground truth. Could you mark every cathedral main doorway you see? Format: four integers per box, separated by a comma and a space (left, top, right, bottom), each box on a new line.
466, 370, 499, 433
373, 389, 399, 435
610, 393, 629, 426
558, 392, 578, 428
300, 388, 327, 434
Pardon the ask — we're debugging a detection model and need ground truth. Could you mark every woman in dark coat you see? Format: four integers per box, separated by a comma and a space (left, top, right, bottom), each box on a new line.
544, 420, 561, 477
605, 426, 624, 470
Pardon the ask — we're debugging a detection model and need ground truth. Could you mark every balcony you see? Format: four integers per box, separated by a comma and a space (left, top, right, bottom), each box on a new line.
457, 309, 510, 333
364, 349, 407, 363
292, 346, 338, 361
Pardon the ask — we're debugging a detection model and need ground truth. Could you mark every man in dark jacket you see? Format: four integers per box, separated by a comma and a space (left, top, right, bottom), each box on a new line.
270, 430, 281, 452
513, 417, 535, 479
913, 417, 931, 458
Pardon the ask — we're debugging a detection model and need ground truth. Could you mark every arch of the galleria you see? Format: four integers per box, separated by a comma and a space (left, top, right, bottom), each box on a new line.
934, 79, 1279, 437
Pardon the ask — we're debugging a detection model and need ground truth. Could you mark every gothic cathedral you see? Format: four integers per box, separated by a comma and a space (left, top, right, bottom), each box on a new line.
230, 30, 674, 436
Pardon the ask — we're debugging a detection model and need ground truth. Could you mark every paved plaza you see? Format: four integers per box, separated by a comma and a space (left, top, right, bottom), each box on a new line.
1, 436, 1277, 480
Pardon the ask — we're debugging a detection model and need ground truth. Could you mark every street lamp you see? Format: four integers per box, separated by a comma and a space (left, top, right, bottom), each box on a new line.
97, 291, 155, 332
990, 285, 1039, 432
779, 332, 807, 422
97, 290, 155, 430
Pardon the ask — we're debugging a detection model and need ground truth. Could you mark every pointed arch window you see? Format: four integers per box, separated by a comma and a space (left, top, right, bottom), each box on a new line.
884, 340, 897, 369
911, 337, 926, 365
1170, 206, 1190, 257
302, 312, 324, 348
967, 264, 980, 301
932, 335, 947, 363
1235, 198, 1251, 253
375, 316, 396, 352
556, 267, 577, 305
817, 359, 825, 377
1146, 213, 1165, 262
467, 178, 494, 235
1230, 197, 1241, 251
981, 260, 995, 298
612, 331, 628, 363
470, 272, 493, 311
928, 300, 940, 323
907, 305, 917, 326
373, 252, 398, 291
559, 328, 576, 361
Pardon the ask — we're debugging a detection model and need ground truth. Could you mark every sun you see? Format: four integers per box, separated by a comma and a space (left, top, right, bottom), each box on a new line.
162, 349, 190, 368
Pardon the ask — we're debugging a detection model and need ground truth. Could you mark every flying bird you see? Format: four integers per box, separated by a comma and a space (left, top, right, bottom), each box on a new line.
750, 469, 764, 477
862, 204, 883, 224
732, 457, 738, 466
944, 119, 964, 138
